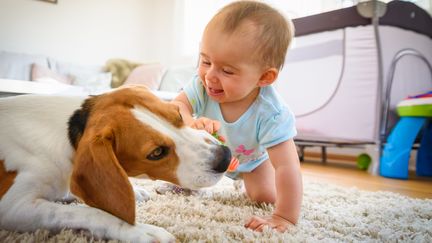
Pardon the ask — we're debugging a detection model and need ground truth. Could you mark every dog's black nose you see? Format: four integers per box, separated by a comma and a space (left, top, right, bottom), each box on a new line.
212, 145, 232, 173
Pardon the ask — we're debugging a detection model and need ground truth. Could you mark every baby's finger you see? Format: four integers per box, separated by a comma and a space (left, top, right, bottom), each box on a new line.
273, 224, 288, 233
255, 224, 266, 232
246, 221, 265, 231
204, 122, 215, 134
244, 216, 264, 231
212, 120, 221, 132
244, 217, 253, 228
191, 121, 204, 130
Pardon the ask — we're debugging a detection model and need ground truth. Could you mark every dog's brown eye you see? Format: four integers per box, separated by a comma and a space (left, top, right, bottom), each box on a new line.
147, 146, 168, 160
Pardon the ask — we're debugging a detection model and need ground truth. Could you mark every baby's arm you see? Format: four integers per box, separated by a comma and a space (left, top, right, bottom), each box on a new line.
270, 139, 302, 225
172, 91, 195, 125
172, 92, 220, 133
245, 139, 302, 232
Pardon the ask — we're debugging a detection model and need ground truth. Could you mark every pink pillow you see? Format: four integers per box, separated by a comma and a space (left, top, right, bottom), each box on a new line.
31, 63, 72, 84
123, 63, 166, 90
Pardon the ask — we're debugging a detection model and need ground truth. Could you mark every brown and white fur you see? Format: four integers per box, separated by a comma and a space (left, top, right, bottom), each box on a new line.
0, 86, 231, 242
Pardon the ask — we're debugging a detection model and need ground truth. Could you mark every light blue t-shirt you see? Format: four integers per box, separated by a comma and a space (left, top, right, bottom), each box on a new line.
184, 76, 297, 177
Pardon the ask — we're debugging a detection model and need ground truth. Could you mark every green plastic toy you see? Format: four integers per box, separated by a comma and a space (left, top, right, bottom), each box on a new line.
357, 153, 371, 170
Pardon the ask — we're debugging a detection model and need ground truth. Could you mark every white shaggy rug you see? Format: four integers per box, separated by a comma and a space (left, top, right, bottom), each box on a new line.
1, 177, 431, 242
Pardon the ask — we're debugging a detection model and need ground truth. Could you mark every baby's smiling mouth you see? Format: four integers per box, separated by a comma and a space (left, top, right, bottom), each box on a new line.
208, 87, 224, 96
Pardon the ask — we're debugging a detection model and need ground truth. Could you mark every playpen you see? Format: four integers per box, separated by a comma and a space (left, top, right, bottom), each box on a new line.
275, 1, 432, 174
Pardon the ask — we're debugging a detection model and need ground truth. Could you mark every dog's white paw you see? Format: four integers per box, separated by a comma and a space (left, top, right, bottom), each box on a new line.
118, 223, 175, 243
132, 184, 151, 202
139, 224, 176, 243
155, 182, 196, 196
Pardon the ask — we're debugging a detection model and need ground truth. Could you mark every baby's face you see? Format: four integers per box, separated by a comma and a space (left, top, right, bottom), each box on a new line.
198, 22, 266, 106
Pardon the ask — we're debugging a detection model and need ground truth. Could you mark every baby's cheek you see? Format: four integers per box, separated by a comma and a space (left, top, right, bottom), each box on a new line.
197, 70, 206, 84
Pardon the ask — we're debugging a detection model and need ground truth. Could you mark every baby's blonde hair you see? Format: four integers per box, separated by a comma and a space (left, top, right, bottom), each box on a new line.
208, 0, 294, 70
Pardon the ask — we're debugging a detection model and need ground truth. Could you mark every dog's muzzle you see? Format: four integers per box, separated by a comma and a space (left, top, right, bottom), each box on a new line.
212, 145, 231, 173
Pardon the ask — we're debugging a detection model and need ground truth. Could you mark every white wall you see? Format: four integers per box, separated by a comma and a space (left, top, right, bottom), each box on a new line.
0, 0, 187, 66
1, 1, 431, 68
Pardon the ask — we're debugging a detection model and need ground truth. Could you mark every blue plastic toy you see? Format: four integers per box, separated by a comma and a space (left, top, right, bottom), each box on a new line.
417, 121, 432, 176
380, 91, 432, 179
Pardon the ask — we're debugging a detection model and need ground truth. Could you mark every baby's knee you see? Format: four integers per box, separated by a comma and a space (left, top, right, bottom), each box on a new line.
247, 191, 276, 204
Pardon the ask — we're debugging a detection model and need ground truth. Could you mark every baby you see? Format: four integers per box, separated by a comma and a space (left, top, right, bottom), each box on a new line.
173, 1, 302, 232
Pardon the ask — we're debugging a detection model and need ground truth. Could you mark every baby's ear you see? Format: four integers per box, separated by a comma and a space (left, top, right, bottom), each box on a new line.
258, 68, 278, 87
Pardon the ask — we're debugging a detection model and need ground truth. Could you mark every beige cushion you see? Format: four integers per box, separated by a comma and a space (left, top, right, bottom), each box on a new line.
31, 63, 72, 84
123, 63, 166, 90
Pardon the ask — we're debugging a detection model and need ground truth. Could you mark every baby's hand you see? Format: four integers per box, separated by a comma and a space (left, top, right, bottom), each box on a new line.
191, 117, 220, 134
244, 214, 294, 233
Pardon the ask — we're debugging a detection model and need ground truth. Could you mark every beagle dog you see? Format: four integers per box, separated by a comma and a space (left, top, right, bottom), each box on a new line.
0, 86, 231, 242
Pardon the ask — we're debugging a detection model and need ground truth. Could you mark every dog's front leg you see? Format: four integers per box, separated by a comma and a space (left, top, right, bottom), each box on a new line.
0, 197, 175, 242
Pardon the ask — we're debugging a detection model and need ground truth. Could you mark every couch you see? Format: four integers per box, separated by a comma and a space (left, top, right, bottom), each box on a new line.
0, 50, 196, 99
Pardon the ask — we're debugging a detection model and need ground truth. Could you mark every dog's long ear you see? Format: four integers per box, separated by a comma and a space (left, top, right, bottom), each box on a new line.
70, 125, 136, 225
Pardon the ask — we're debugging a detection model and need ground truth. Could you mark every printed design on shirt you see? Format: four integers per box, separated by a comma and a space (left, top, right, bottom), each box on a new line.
229, 144, 266, 172
232, 144, 255, 166
191, 99, 196, 107
235, 144, 254, 156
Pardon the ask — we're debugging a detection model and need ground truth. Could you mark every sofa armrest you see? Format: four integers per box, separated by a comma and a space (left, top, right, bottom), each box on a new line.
0, 78, 85, 95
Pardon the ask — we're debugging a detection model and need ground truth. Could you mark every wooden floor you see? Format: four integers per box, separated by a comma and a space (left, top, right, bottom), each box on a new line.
301, 159, 432, 199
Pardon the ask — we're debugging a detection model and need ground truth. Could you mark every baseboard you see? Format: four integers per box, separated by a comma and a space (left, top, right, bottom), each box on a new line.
303, 151, 357, 162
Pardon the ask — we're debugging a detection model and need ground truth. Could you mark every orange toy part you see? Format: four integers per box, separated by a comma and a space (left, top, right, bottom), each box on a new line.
227, 157, 239, 172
